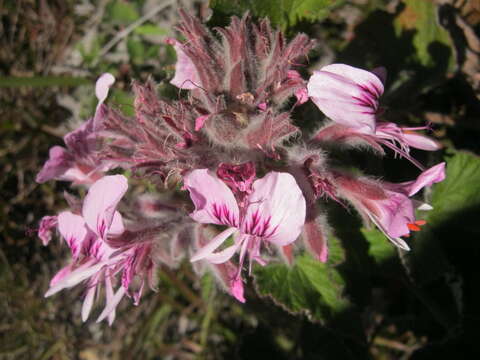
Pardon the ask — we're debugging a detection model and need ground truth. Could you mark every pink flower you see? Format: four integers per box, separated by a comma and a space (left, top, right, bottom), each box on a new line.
36, 73, 115, 185
43, 175, 156, 324
307, 64, 440, 169
183, 169, 306, 302
337, 163, 445, 250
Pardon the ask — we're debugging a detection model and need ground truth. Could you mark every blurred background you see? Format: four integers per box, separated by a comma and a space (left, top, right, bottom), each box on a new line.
1, 0, 479, 359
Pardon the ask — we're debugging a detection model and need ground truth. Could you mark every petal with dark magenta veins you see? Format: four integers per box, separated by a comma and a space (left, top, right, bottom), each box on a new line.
243, 172, 306, 246
307, 64, 384, 134
57, 211, 89, 258
82, 175, 128, 239
183, 169, 240, 226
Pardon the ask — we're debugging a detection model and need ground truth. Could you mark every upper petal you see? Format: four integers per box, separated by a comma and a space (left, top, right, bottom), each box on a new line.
242, 172, 306, 246
57, 211, 90, 259
95, 73, 115, 110
183, 169, 240, 226
35, 146, 74, 183
402, 132, 441, 151
307, 64, 384, 134
168, 39, 200, 90
401, 162, 446, 196
82, 175, 128, 239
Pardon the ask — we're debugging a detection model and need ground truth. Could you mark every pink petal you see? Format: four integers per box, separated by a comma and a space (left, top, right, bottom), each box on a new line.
307, 64, 384, 134
183, 169, 240, 226
374, 192, 415, 239
167, 39, 200, 90
364, 205, 411, 251
36, 146, 73, 183
95, 73, 115, 110
258, 102, 267, 111
57, 211, 90, 259
191, 227, 238, 262
242, 172, 306, 246
45, 259, 104, 297
96, 285, 126, 324
402, 162, 446, 196
402, 132, 441, 151
49, 264, 73, 288
81, 282, 96, 322
108, 211, 125, 237
204, 241, 241, 264
83, 175, 128, 239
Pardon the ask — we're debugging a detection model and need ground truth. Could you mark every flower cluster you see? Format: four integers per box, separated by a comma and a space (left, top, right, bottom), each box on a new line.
37, 12, 445, 322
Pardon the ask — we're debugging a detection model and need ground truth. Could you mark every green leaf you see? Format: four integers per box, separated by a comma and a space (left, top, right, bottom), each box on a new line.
394, 0, 454, 69
134, 24, 168, 36
210, 0, 344, 30
400, 152, 480, 328
407, 151, 480, 284
108, 1, 139, 24
361, 228, 395, 265
254, 238, 350, 323
408, 152, 480, 283
429, 152, 480, 225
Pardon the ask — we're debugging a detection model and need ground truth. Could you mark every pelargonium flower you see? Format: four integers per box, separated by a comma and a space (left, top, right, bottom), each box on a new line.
183, 169, 306, 302
336, 162, 446, 250
307, 64, 440, 169
42, 175, 156, 324
36, 73, 115, 185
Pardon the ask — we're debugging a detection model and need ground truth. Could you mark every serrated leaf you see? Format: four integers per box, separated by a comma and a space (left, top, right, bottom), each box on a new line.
361, 228, 395, 265
210, 0, 344, 30
394, 0, 454, 68
254, 238, 350, 323
108, 1, 139, 24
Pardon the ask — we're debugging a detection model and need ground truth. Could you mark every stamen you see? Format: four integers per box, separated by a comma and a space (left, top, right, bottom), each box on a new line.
415, 220, 427, 226
378, 139, 426, 171
407, 223, 421, 231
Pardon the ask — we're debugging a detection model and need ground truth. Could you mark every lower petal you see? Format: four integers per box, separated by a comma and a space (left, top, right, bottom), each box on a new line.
191, 227, 237, 262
